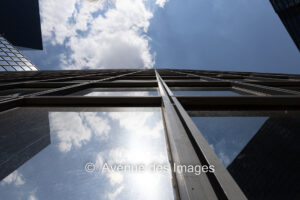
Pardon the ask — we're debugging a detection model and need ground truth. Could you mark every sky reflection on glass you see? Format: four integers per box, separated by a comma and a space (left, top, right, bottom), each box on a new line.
172, 90, 239, 96
191, 117, 268, 166
85, 91, 158, 96
0, 109, 174, 200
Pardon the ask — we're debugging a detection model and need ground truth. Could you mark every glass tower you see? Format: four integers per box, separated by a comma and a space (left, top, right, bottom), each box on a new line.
0, 35, 38, 71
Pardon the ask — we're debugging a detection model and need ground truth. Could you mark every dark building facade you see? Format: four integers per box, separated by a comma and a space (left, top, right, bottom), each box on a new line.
0, 109, 50, 181
270, 0, 300, 51
228, 116, 300, 200
0, 0, 43, 50
0, 69, 300, 200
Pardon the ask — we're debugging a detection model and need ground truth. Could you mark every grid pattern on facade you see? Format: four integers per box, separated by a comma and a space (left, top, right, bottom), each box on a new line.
0, 69, 300, 200
270, 0, 300, 51
0, 35, 38, 72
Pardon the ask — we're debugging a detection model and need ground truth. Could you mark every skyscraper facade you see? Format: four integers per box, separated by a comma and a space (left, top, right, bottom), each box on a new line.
0, 69, 299, 200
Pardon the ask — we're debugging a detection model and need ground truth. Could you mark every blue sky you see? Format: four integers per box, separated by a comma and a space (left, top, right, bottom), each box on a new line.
21, 0, 300, 73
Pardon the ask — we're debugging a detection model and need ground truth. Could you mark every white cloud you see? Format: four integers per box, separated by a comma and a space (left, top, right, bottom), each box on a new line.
106, 171, 124, 186
40, 0, 163, 70
96, 151, 124, 186
28, 194, 38, 200
1, 170, 25, 186
95, 153, 104, 169
83, 112, 111, 137
155, 0, 169, 8
218, 151, 230, 166
107, 185, 124, 200
108, 112, 163, 138
108, 148, 125, 163
49, 112, 92, 152
49, 112, 110, 152
40, 0, 105, 45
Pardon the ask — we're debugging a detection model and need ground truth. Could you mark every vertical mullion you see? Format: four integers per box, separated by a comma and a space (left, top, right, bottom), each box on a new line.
156, 70, 219, 200
157, 70, 247, 200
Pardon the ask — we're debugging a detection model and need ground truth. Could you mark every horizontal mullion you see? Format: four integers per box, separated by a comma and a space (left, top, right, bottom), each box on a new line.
23, 96, 162, 107
178, 96, 300, 110
249, 81, 300, 87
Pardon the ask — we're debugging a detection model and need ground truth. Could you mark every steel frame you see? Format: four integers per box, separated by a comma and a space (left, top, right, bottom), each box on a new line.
1, 68, 300, 200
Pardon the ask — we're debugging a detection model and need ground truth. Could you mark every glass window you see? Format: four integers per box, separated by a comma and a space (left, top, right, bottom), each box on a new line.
12, 57, 20, 61
191, 116, 267, 166
166, 79, 203, 82
0, 107, 174, 200
0, 67, 5, 71
22, 66, 31, 71
86, 91, 158, 96
113, 80, 156, 82
173, 90, 239, 96
279, 87, 300, 92
5, 45, 13, 49
71, 88, 159, 96
8, 61, 16, 65
13, 66, 24, 71
0, 60, 8, 65
2, 48, 10, 52
171, 87, 241, 96
3, 56, 12, 61
0, 89, 44, 96
2, 66, 15, 71
1, 40, 9, 45
30, 67, 38, 71
7, 53, 14, 56
0, 52, 6, 56
17, 61, 25, 65
10, 93, 22, 97
189, 110, 300, 199
26, 63, 33, 67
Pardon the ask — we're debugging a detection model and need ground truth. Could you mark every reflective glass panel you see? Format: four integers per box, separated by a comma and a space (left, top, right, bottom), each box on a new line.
0, 89, 44, 96
173, 90, 239, 96
191, 116, 267, 166
0, 60, 8, 65
22, 66, 31, 71
189, 110, 300, 199
70, 88, 159, 96
3, 66, 15, 71
13, 66, 23, 71
0, 108, 174, 200
86, 91, 158, 96
279, 87, 300, 92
